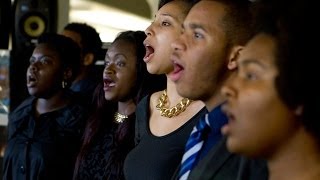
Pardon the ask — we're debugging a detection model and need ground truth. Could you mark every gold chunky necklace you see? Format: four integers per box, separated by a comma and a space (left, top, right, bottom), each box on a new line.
114, 112, 129, 124
156, 89, 192, 118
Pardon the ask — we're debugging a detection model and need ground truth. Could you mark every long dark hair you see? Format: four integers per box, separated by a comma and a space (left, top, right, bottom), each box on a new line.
73, 31, 166, 179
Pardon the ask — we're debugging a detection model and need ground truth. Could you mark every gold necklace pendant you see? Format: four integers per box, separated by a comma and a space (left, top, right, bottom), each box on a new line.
156, 89, 192, 118
114, 112, 129, 124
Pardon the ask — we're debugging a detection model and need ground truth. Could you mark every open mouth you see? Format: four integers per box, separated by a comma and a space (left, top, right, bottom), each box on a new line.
27, 73, 37, 87
222, 104, 235, 122
172, 62, 184, 74
29, 76, 36, 82
169, 60, 185, 82
143, 44, 155, 62
103, 77, 116, 90
221, 104, 236, 136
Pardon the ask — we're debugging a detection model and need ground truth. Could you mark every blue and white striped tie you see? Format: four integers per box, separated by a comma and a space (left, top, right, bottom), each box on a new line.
178, 113, 210, 180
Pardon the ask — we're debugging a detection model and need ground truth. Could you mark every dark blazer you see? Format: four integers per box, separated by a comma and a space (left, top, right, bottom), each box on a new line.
172, 138, 268, 180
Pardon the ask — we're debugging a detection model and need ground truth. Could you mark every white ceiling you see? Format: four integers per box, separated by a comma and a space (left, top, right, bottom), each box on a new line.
69, 0, 155, 42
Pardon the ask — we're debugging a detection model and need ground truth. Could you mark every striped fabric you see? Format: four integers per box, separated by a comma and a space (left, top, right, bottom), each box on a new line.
178, 113, 210, 180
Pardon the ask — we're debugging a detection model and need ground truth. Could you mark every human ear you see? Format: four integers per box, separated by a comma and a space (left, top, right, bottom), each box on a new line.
227, 46, 243, 70
83, 53, 94, 66
64, 67, 73, 80
294, 105, 304, 116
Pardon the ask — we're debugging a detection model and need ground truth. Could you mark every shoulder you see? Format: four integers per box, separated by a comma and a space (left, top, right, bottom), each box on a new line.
137, 91, 163, 115
7, 97, 35, 138
150, 91, 162, 106
56, 91, 89, 127
9, 96, 35, 121
149, 91, 163, 113
137, 94, 151, 112
189, 139, 268, 180
136, 94, 152, 122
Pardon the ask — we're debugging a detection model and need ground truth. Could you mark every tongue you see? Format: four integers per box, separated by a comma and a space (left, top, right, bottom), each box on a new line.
173, 63, 183, 74
170, 63, 184, 82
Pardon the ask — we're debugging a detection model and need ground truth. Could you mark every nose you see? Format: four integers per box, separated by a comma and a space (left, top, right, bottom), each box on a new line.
221, 76, 237, 99
145, 23, 153, 36
221, 85, 233, 99
104, 64, 115, 75
28, 62, 38, 72
172, 33, 186, 52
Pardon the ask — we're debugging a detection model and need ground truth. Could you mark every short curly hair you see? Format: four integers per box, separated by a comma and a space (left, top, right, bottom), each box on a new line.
63, 23, 102, 63
37, 33, 81, 86
252, 0, 320, 140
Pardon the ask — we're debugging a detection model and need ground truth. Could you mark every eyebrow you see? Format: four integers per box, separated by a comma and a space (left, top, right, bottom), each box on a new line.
187, 23, 207, 33
105, 53, 127, 60
159, 13, 181, 21
240, 59, 267, 70
30, 54, 55, 60
156, 13, 173, 19
160, 13, 172, 17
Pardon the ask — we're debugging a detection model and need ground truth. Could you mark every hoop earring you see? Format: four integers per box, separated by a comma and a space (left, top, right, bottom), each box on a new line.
62, 80, 68, 89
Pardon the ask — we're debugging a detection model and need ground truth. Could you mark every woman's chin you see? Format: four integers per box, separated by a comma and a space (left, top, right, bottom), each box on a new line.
225, 136, 244, 154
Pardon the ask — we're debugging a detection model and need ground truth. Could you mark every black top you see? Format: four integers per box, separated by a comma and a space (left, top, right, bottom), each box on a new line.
76, 113, 135, 180
124, 95, 207, 180
2, 92, 87, 180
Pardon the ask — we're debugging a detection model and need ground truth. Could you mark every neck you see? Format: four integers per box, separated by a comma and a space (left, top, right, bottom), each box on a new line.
205, 70, 234, 111
117, 99, 136, 116
268, 127, 320, 180
36, 90, 69, 116
165, 77, 186, 105
204, 91, 225, 112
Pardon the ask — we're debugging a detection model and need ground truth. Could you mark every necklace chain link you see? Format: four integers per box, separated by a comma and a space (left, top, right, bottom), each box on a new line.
156, 90, 192, 118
